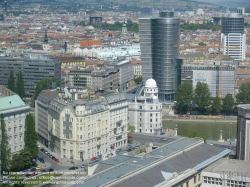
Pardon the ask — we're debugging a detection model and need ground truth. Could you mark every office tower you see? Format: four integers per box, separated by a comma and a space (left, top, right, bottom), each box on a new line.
237, 7, 245, 15
139, 11, 180, 102
237, 104, 250, 161
89, 16, 102, 28
0, 51, 61, 98
221, 14, 246, 61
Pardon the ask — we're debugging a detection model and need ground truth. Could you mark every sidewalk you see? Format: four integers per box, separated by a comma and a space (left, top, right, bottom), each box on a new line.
38, 143, 86, 167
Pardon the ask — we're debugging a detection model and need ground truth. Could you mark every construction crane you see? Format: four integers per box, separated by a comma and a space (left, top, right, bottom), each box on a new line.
175, 44, 238, 99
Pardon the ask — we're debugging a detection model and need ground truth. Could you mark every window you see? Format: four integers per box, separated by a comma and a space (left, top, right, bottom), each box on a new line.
80, 127, 82, 131
69, 125, 73, 130
150, 107, 153, 109
150, 119, 152, 122
14, 127, 16, 133
140, 113, 142, 116
63, 125, 66, 129
14, 136, 17, 143
70, 143, 73, 147
80, 135, 82, 139
194, 176, 197, 183
70, 150, 73, 155
63, 142, 66, 146
140, 106, 142, 109
150, 113, 152, 117
186, 182, 189, 187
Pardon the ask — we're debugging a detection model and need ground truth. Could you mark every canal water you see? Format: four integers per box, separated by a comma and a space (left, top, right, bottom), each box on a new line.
162, 120, 237, 141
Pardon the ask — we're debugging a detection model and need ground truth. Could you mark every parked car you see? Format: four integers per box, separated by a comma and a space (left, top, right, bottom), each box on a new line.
127, 148, 132, 152
40, 169, 47, 173
48, 168, 54, 172
40, 148, 45, 151
51, 156, 55, 160
160, 132, 165, 135
91, 156, 97, 161
116, 148, 122, 153
24, 174, 31, 178
36, 166, 42, 170
38, 157, 45, 163
54, 158, 60, 163
160, 138, 167, 141
30, 172, 38, 177
30, 168, 36, 172
97, 154, 102, 159
81, 164, 87, 168
69, 166, 78, 170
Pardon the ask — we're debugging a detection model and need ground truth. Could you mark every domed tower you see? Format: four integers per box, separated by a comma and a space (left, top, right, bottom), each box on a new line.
122, 23, 127, 34
144, 78, 158, 98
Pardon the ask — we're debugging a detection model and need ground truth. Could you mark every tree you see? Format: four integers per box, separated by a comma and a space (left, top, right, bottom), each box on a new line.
188, 130, 207, 143
236, 82, 250, 104
19, 149, 33, 169
198, 42, 207, 46
194, 82, 211, 113
8, 70, 16, 92
34, 78, 60, 99
134, 76, 142, 84
10, 153, 24, 172
175, 82, 194, 114
211, 96, 221, 114
128, 125, 135, 134
0, 113, 11, 173
222, 94, 235, 115
16, 72, 25, 98
24, 114, 38, 161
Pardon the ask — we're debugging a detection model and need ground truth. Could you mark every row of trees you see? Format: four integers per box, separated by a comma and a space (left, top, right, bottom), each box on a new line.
1, 113, 38, 173
180, 22, 221, 31
8, 70, 25, 98
175, 82, 234, 114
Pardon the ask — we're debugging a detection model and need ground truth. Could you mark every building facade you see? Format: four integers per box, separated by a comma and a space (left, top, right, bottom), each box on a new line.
89, 16, 102, 28
202, 158, 250, 187
105, 93, 128, 149
36, 89, 128, 160
107, 59, 134, 92
221, 14, 246, 61
0, 51, 61, 98
139, 11, 180, 102
0, 86, 30, 154
236, 104, 250, 161
35, 90, 58, 147
127, 79, 163, 134
68, 69, 92, 88
182, 64, 235, 98
91, 68, 120, 91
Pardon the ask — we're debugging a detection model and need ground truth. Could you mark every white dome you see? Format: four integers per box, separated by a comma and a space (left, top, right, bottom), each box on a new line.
145, 78, 157, 88
153, 95, 158, 100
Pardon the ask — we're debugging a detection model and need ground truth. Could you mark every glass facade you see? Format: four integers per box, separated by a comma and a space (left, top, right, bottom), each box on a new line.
221, 15, 245, 61
139, 12, 180, 102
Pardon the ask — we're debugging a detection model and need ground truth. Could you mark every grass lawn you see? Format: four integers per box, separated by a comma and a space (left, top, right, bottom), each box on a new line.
20, 173, 62, 187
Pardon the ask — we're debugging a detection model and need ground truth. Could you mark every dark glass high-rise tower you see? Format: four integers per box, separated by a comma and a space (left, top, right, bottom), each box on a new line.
139, 11, 180, 102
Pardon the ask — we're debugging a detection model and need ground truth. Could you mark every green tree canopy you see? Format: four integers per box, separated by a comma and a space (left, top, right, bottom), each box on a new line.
10, 153, 24, 172
175, 82, 194, 114
236, 82, 250, 104
134, 76, 142, 84
8, 70, 16, 93
222, 94, 235, 115
211, 96, 221, 114
24, 114, 38, 161
188, 130, 207, 143
16, 71, 26, 98
128, 125, 135, 134
34, 78, 60, 99
194, 82, 211, 113
1, 113, 11, 173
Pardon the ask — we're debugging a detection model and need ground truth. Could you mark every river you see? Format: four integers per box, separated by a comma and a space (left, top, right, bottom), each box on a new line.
162, 119, 237, 141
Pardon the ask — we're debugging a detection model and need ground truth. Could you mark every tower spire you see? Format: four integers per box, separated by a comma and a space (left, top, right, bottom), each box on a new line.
44, 28, 48, 43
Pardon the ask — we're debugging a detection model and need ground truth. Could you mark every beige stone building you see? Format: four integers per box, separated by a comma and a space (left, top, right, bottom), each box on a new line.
47, 99, 110, 160
36, 88, 128, 160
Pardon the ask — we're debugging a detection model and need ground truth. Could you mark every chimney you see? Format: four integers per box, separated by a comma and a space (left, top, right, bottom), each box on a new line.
65, 42, 67, 52
88, 92, 90, 101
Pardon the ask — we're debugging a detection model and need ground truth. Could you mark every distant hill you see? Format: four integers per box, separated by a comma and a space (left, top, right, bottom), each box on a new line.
193, 0, 250, 9
104, 0, 219, 10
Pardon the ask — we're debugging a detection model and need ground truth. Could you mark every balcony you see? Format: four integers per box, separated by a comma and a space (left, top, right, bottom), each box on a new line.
116, 120, 123, 127
116, 135, 122, 141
